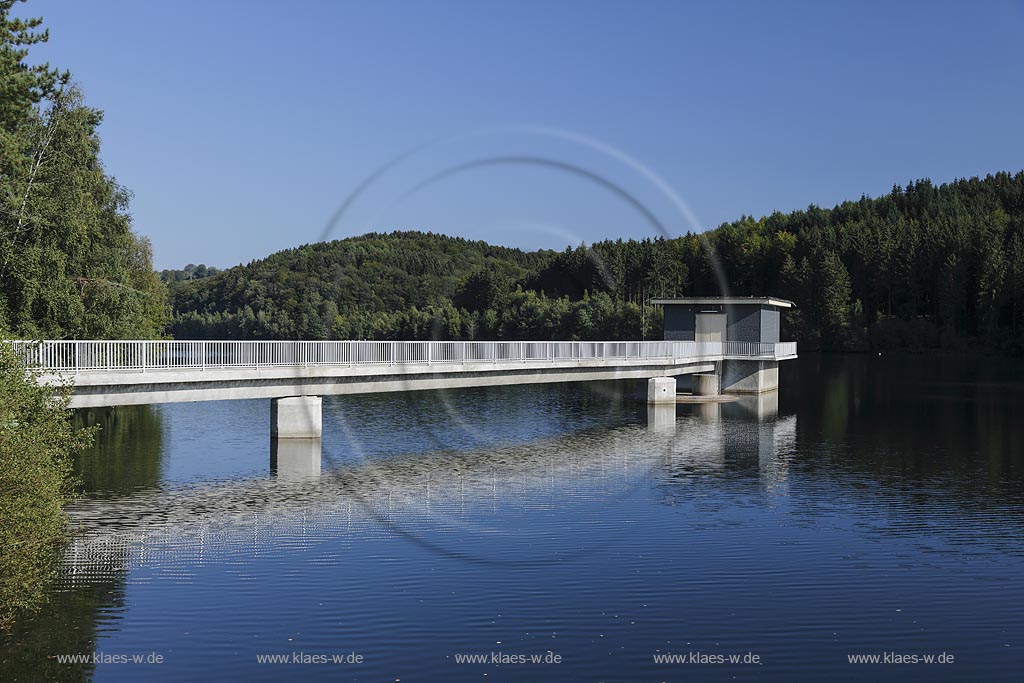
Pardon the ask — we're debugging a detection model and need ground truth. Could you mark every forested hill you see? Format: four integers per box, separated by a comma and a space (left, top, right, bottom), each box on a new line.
169, 171, 1024, 353
169, 232, 559, 340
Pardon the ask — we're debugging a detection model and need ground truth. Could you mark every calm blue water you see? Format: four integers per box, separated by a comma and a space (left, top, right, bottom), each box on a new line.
3, 354, 1023, 681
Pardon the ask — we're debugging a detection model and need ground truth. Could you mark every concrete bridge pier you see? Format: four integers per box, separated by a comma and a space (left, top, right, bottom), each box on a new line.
646, 377, 676, 404
721, 360, 779, 394
643, 377, 677, 429
271, 396, 323, 438
692, 373, 720, 396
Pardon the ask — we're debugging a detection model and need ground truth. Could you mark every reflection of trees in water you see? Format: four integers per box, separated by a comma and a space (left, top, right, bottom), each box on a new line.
0, 407, 159, 681
775, 353, 1024, 553
780, 353, 1024, 483
0, 571, 127, 682
73, 406, 165, 496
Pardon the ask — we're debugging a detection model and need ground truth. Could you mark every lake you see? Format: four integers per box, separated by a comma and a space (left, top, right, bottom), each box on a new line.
2, 353, 1023, 681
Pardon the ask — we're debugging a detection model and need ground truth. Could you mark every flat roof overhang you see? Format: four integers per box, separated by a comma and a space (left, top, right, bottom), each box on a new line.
649, 297, 795, 309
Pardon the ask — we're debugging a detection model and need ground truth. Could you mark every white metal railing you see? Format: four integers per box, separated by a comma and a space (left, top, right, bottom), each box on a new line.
772, 341, 798, 358
6, 339, 796, 374
721, 341, 797, 359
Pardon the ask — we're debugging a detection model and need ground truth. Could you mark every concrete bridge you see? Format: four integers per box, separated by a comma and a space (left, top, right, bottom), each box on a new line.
13, 338, 796, 438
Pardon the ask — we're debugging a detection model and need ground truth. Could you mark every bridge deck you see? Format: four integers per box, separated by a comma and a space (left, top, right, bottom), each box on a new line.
10, 340, 797, 408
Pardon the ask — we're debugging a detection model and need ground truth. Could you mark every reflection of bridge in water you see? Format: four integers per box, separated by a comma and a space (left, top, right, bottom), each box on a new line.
60, 396, 795, 585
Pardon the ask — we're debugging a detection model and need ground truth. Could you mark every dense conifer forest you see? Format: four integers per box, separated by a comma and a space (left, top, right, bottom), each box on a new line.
168, 172, 1024, 354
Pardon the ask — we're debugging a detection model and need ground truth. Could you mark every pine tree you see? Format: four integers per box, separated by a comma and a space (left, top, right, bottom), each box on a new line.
819, 251, 853, 348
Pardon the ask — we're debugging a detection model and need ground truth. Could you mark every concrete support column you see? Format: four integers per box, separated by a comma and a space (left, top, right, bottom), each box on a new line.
692, 373, 719, 396
647, 376, 676, 404
721, 360, 779, 394
271, 396, 322, 438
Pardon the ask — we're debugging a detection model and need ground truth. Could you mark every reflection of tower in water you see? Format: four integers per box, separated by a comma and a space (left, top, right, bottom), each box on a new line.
723, 394, 794, 491
659, 392, 795, 491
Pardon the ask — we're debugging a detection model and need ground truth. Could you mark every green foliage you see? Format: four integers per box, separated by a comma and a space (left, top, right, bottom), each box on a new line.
764, 173, 1024, 352
160, 263, 221, 287
0, 0, 159, 633
0, 3, 168, 340
0, 342, 95, 630
167, 231, 681, 342
170, 231, 547, 339
782, 250, 853, 348
0, 0, 66, 183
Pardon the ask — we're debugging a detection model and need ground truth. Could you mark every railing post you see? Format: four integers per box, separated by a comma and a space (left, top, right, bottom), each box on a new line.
202, 341, 207, 371
141, 341, 147, 373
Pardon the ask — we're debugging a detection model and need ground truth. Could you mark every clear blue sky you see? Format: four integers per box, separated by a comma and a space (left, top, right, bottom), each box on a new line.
24, 0, 1024, 269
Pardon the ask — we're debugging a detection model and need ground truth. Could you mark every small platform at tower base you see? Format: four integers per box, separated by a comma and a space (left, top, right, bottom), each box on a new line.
625, 391, 740, 404
674, 392, 739, 404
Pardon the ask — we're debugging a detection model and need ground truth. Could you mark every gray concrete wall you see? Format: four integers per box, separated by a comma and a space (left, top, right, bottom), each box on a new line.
726, 306, 762, 343
663, 306, 696, 341
663, 303, 782, 344
721, 360, 779, 394
760, 306, 780, 344
692, 373, 719, 396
